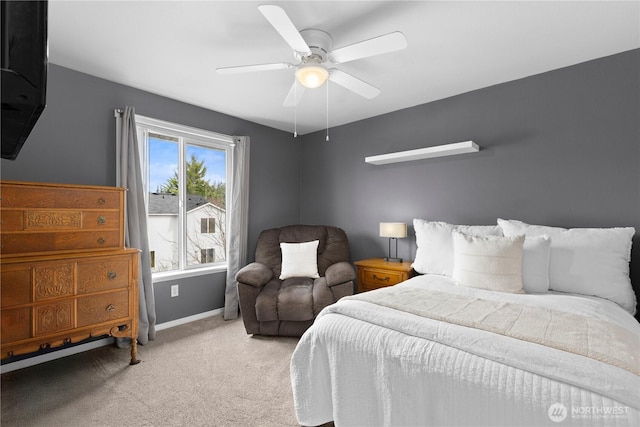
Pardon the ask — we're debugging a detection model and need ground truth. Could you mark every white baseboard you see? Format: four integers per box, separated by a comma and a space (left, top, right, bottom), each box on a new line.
155, 308, 223, 331
1, 308, 224, 374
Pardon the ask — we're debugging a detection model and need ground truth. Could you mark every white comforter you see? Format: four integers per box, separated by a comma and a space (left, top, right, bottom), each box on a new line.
290, 275, 640, 427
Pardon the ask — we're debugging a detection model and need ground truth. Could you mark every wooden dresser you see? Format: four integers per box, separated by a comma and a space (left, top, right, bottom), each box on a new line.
0, 180, 140, 365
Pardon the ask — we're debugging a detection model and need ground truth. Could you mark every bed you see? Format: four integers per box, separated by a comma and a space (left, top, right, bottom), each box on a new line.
290, 219, 640, 426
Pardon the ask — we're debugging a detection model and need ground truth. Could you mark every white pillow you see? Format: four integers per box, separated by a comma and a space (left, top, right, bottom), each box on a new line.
522, 235, 551, 294
498, 219, 636, 314
412, 219, 503, 276
279, 240, 320, 280
452, 231, 525, 293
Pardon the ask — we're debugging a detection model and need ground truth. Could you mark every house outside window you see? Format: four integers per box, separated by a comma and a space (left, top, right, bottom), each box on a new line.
133, 115, 232, 275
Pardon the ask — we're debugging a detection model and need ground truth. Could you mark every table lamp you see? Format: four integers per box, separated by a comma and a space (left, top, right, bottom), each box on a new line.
379, 222, 407, 262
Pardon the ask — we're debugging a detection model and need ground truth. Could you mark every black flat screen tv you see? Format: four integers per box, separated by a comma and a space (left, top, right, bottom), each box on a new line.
1, 0, 48, 161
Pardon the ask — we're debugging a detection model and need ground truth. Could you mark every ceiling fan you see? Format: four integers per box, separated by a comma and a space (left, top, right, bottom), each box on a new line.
216, 5, 408, 107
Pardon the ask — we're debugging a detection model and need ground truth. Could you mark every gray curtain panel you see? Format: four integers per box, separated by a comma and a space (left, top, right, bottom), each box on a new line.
117, 106, 157, 344
224, 136, 250, 320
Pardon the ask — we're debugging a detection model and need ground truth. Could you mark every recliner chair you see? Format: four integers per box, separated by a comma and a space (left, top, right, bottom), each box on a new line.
235, 224, 355, 336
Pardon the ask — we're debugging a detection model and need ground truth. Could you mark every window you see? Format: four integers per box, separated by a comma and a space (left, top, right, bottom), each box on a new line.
201, 218, 215, 234
134, 115, 233, 275
200, 248, 215, 263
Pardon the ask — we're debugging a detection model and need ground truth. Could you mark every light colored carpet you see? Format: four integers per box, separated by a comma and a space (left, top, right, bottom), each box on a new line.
1, 315, 302, 427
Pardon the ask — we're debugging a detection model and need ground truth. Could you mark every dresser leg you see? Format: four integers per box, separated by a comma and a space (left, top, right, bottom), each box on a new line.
130, 338, 141, 365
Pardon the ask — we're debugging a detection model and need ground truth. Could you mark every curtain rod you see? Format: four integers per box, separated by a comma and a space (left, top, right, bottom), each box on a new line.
114, 108, 123, 117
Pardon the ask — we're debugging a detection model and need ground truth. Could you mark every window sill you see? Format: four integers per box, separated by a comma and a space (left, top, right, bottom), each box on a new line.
152, 264, 227, 283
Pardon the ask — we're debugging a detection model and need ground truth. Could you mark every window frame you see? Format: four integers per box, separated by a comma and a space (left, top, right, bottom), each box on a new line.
133, 114, 234, 280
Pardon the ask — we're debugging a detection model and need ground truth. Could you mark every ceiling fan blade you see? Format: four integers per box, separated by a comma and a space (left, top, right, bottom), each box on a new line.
258, 5, 311, 55
329, 69, 381, 99
216, 62, 293, 74
330, 31, 407, 64
283, 81, 306, 107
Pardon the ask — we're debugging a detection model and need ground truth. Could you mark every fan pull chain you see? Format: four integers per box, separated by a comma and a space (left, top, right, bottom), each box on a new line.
325, 80, 330, 142
293, 81, 298, 138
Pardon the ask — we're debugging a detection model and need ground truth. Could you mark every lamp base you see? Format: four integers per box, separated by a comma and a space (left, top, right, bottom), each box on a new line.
383, 257, 403, 263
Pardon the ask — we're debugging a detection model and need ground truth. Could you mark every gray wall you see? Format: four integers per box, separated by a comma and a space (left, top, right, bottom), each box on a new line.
0, 64, 301, 323
2, 49, 639, 324
300, 49, 640, 314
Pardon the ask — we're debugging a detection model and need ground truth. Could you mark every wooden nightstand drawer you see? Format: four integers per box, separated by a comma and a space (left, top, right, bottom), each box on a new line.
354, 258, 416, 292
362, 269, 405, 288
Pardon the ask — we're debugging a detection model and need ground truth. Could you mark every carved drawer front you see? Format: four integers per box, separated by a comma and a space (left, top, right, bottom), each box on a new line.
0, 266, 32, 306
35, 300, 75, 336
1, 308, 31, 344
0, 185, 121, 209
1, 230, 122, 255
33, 262, 75, 301
77, 290, 129, 327
0, 210, 121, 233
77, 257, 130, 294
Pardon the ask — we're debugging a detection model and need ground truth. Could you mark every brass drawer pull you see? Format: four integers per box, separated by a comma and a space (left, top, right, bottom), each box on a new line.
373, 274, 390, 282
97, 237, 105, 244
97, 216, 106, 225
106, 304, 116, 312
107, 271, 117, 279
98, 197, 106, 205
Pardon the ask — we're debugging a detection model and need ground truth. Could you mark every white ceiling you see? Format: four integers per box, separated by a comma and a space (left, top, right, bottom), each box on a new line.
48, 1, 640, 135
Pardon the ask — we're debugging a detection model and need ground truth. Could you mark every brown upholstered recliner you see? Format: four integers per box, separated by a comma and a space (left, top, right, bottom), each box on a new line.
235, 224, 355, 336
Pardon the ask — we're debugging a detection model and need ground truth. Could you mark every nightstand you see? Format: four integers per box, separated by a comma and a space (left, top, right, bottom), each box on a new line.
354, 258, 416, 292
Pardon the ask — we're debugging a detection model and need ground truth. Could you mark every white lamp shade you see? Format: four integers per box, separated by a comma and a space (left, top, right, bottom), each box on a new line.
295, 64, 329, 88
379, 222, 407, 238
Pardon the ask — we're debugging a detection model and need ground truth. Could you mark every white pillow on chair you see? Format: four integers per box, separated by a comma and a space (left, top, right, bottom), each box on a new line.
279, 240, 320, 280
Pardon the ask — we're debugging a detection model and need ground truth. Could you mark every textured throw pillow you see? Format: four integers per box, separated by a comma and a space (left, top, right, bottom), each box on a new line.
412, 219, 503, 276
498, 219, 636, 314
452, 231, 525, 293
279, 240, 320, 280
521, 235, 551, 294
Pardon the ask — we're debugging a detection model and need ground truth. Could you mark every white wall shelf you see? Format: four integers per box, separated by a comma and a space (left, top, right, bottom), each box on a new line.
365, 141, 479, 165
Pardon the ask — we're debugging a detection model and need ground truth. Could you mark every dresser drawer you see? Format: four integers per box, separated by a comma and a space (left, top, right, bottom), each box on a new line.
0, 184, 121, 209
1, 230, 122, 255
77, 256, 131, 294
0, 210, 121, 232
77, 290, 130, 327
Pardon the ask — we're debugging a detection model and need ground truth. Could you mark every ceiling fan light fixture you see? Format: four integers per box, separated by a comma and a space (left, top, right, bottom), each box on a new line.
295, 64, 329, 89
